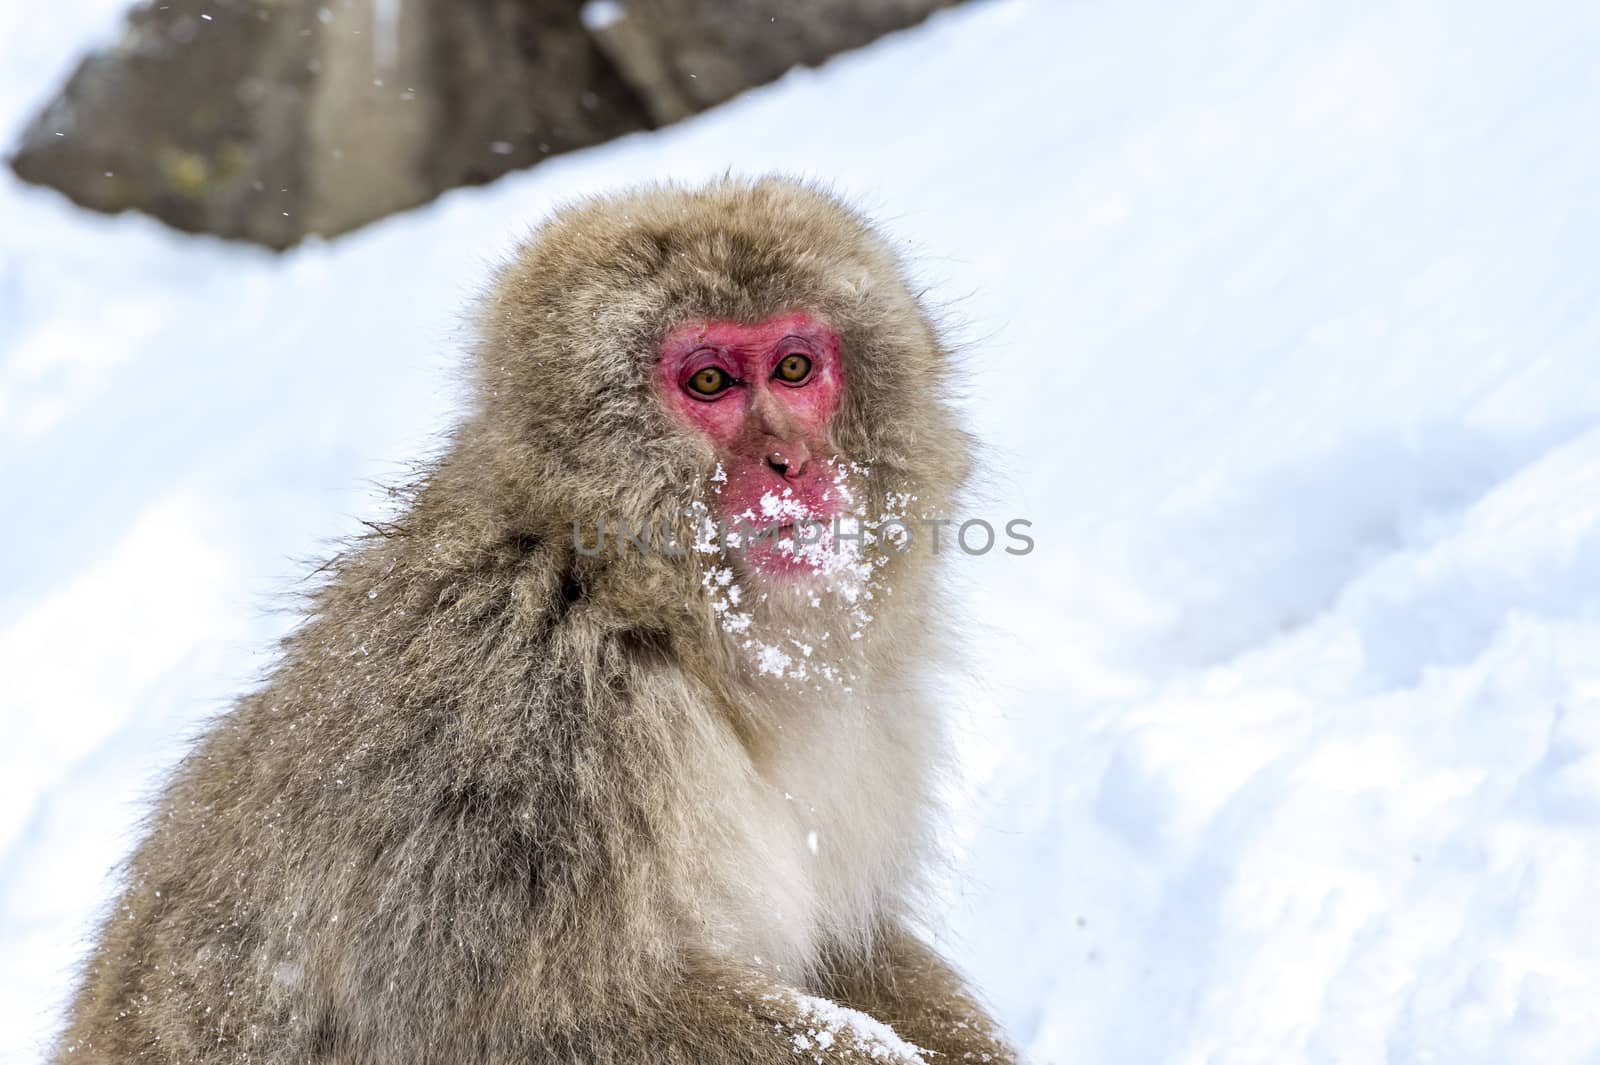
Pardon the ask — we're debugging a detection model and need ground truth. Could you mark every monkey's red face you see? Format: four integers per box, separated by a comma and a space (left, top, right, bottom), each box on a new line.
657, 312, 848, 576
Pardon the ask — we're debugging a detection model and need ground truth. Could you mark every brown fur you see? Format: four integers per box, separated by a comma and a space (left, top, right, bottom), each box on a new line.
54, 177, 1016, 1064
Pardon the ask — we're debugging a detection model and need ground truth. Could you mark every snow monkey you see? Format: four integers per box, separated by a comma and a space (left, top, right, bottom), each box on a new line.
55, 177, 1017, 1064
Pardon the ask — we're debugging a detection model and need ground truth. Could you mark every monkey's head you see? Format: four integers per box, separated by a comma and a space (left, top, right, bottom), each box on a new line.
461, 178, 971, 673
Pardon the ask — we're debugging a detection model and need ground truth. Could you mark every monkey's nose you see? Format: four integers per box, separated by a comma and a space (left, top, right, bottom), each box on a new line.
765, 448, 807, 479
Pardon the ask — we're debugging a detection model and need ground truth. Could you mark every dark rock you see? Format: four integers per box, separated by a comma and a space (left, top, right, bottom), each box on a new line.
10, 0, 315, 248
419, 0, 650, 193
8, 0, 961, 248
10, 0, 649, 248
584, 0, 960, 124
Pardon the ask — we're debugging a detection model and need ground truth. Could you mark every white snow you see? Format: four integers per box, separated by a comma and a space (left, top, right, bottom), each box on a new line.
4, 0, 1600, 1063
580, 0, 624, 33
774, 990, 929, 1063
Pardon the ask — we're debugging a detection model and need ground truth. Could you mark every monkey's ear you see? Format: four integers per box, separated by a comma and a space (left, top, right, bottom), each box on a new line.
554, 567, 588, 621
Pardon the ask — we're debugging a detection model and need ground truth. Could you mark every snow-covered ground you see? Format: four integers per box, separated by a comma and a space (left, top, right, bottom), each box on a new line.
4, 0, 1600, 1061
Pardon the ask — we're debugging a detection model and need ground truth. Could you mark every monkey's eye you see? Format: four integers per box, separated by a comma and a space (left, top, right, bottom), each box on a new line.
774, 353, 813, 384
686, 366, 734, 398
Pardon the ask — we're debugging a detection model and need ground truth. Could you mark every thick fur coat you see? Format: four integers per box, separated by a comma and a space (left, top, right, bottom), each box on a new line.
55, 177, 1015, 1064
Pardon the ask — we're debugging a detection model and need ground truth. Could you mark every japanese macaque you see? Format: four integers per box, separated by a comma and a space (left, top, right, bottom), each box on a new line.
56, 177, 1017, 1064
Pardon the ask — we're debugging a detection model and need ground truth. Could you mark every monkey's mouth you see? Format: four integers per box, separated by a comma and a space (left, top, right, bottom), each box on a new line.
713, 471, 859, 579
736, 514, 851, 580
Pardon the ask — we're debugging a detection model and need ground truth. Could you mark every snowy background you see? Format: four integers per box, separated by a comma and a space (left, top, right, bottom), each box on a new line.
4, 0, 1600, 1061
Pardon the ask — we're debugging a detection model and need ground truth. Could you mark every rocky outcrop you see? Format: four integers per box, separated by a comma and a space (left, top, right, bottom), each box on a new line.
9, 0, 959, 248
10, 0, 319, 249
585, 0, 959, 124
10, 0, 648, 248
